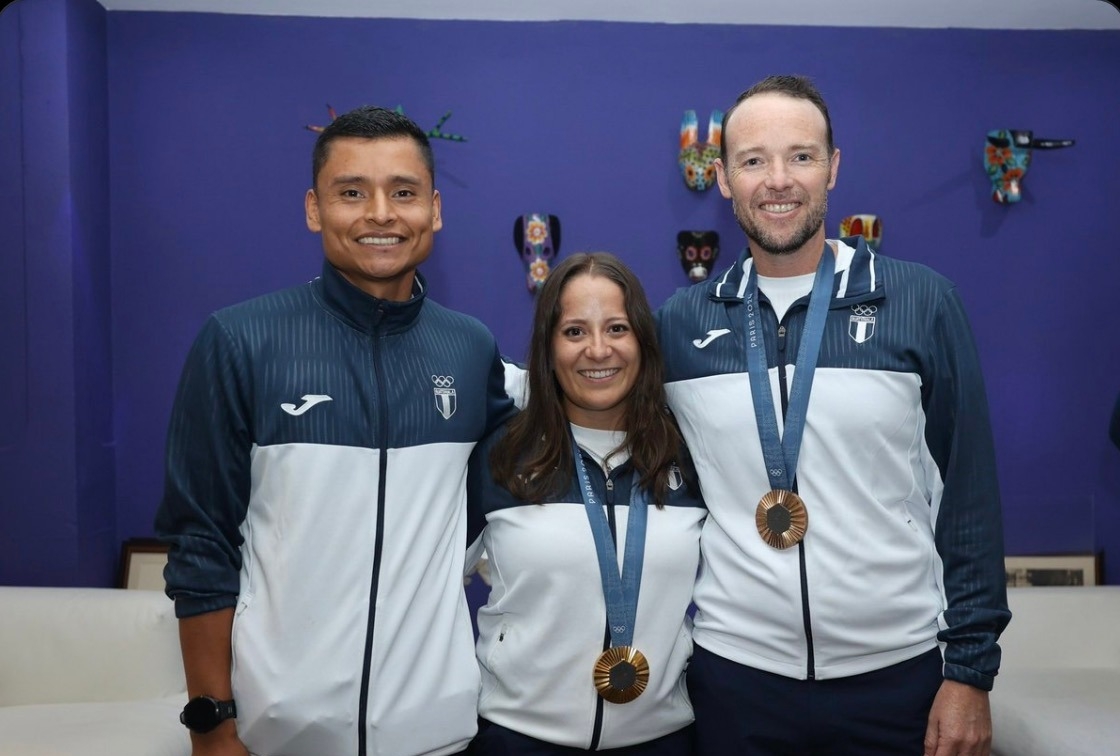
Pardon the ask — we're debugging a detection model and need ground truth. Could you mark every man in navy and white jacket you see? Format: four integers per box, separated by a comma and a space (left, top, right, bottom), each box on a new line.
156, 107, 513, 756
657, 76, 1010, 756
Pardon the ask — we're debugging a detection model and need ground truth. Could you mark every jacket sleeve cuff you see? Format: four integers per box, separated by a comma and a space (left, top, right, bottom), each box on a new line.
943, 661, 995, 692
172, 593, 239, 619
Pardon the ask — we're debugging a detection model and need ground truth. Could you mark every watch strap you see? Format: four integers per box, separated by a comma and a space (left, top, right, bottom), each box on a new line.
215, 698, 237, 720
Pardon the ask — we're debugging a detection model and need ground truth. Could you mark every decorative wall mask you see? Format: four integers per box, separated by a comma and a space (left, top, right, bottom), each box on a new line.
839, 215, 883, 248
306, 104, 339, 133
514, 214, 562, 293
677, 231, 720, 282
679, 110, 724, 191
984, 129, 1074, 204
306, 103, 468, 142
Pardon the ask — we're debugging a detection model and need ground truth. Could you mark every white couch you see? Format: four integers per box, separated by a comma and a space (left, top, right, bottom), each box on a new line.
0, 586, 189, 756
991, 585, 1120, 756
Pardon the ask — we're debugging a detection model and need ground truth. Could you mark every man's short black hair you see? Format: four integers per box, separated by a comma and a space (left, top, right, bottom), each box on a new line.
311, 106, 435, 188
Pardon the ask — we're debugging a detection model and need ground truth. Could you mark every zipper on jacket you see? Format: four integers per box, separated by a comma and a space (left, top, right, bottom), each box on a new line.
776, 313, 816, 680
358, 305, 390, 756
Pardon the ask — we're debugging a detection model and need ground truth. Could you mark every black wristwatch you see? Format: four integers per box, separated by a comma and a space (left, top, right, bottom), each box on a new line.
180, 695, 237, 733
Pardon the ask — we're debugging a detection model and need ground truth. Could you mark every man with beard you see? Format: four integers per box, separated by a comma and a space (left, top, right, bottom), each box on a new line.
656, 75, 1009, 756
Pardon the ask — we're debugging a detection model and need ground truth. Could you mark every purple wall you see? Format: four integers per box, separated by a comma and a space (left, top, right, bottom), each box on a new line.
67, 0, 116, 584
0, 0, 114, 586
3, 9, 1119, 585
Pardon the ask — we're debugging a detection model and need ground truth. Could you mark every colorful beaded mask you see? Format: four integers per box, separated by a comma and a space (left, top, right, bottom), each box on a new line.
514, 214, 561, 293
839, 215, 883, 248
677, 230, 720, 282
679, 110, 724, 192
984, 129, 1074, 204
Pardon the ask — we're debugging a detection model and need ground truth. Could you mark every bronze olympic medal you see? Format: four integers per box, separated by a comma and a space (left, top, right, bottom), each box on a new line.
592, 646, 650, 704
755, 489, 808, 549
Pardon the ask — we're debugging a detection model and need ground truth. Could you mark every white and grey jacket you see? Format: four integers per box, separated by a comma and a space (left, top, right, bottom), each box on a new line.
466, 427, 706, 749
157, 260, 514, 756
656, 237, 1009, 691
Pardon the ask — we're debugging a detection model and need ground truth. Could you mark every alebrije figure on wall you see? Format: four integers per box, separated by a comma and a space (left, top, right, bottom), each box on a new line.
839, 215, 882, 249
514, 214, 561, 293
307, 103, 467, 142
679, 110, 723, 191
677, 230, 719, 282
984, 129, 1073, 204
306, 105, 339, 132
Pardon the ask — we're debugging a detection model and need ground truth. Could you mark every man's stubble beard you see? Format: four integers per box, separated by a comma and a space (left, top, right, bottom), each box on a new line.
733, 192, 829, 257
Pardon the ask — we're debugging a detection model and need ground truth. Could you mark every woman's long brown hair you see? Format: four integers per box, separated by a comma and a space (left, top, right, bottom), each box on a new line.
491, 252, 683, 508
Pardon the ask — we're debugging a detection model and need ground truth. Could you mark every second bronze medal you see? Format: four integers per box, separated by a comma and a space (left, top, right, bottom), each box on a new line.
755, 489, 808, 549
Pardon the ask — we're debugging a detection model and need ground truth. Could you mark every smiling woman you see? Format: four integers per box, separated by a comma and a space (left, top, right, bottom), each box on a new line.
465, 252, 706, 753
551, 274, 641, 431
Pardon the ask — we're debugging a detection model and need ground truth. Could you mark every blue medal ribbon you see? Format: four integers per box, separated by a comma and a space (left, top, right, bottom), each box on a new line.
572, 436, 648, 650
743, 246, 835, 492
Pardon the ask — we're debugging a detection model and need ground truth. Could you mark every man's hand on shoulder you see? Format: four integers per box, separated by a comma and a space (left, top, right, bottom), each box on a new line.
923, 679, 992, 756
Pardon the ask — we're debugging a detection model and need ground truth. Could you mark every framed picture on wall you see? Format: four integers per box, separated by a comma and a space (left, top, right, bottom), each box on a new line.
118, 538, 169, 591
1005, 553, 1102, 587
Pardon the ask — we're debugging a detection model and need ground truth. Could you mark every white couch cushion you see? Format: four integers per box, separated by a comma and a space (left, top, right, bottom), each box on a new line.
0, 696, 189, 756
0, 587, 185, 706
1000, 587, 1120, 669
990, 586, 1120, 756
991, 669, 1120, 756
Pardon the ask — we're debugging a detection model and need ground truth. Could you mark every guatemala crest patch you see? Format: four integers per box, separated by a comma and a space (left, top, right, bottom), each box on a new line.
848, 304, 877, 344
432, 374, 457, 419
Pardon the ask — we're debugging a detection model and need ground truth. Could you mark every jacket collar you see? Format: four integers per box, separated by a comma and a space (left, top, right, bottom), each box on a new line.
708, 236, 885, 307
312, 259, 427, 335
